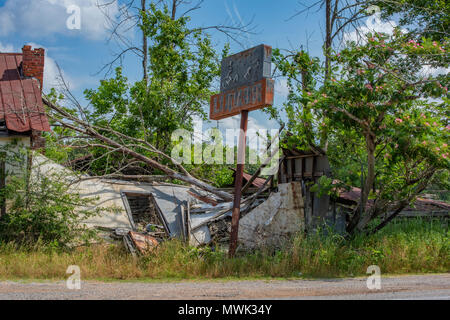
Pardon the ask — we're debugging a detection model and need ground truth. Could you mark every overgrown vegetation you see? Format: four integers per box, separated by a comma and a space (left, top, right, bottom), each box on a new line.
0, 219, 447, 280
271, 25, 449, 235
39, 0, 448, 235
0, 146, 99, 249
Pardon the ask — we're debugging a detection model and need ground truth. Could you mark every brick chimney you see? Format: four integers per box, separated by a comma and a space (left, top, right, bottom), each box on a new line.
22, 45, 45, 92
22, 45, 46, 151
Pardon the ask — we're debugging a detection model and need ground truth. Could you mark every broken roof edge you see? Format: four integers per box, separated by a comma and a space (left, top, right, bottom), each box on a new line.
331, 179, 450, 212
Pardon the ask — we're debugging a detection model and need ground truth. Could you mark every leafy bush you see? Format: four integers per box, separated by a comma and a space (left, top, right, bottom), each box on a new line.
0, 146, 99, 248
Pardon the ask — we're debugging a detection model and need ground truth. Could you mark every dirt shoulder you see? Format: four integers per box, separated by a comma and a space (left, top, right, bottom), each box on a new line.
0, 274, 449, 300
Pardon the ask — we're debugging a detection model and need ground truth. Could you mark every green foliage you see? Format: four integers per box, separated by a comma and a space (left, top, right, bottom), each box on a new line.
273, 28, 449, 232
70, 4, 228, 177
84, 4, 221, 154
270, 49, 322, 147
309, 175, 336, 198
0, 147, 99, 249
316, 30, 449, 188
189, 163, 234, 188
373, 0, 450, 41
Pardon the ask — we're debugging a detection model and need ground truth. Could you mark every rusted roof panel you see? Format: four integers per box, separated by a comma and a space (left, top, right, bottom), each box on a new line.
230, 167, 266, 188
405, 197, 450, 212
0, 53, 50, 132
128, 231, 158, 254
335, 181, 450, 212
242, 171, 266, 189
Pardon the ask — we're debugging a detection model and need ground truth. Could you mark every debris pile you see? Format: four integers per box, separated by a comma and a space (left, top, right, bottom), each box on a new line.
238, 182, 304, 249
32, 144, 449, 257
107, 179, 305, 255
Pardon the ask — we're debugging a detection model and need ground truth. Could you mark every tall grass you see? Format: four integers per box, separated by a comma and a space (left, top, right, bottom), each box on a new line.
0, 218, 448, 281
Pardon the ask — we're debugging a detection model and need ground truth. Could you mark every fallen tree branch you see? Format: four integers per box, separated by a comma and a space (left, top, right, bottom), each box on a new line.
241, 124, 285, 194
73, 174, 170, 184
43, 96, 233, 202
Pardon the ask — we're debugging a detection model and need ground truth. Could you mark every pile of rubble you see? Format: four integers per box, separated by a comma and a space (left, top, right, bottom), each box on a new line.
106, 180, 305, 255
32, 145, 449, 257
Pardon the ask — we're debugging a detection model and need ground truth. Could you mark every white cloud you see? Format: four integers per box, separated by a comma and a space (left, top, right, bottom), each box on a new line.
217, 115, 278, 133
0, 41, 14, 52
218, 115, 240, 131
275, 78, 290, 97
420, 65, 450, 78
26, 43, 77, 92
0, 0, 119, 40
217, 115, 278, 148
343, 16, 399, 44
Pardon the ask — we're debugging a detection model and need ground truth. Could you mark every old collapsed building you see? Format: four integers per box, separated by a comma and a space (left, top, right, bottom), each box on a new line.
32, 144, 450, 255
0, 45, 448, 254
32, 152, 305, 253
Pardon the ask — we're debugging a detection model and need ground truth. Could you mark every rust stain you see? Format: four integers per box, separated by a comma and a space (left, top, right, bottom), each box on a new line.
128, 231, 158, 254
210, 78, 274, 120
290, 182, 303, 210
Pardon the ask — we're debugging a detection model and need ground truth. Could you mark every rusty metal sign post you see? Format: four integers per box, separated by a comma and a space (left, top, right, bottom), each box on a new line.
210, 44, 274, 257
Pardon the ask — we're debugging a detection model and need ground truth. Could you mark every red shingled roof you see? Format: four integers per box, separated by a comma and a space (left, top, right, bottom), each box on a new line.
0, 52, 50, 133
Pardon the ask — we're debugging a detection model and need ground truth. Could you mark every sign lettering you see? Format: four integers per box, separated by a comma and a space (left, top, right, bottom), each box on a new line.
210, 44, 274, 120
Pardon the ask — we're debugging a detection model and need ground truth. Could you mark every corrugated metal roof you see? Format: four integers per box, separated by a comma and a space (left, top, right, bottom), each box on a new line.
0, 53, 50, 132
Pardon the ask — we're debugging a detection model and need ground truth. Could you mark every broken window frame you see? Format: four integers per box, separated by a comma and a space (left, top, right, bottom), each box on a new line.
120, 191, 171, 236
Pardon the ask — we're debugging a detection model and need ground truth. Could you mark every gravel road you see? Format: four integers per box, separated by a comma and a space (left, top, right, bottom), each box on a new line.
0, 274, 449, 300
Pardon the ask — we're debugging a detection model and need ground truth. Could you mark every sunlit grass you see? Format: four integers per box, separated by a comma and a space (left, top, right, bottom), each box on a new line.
0, 218, 448, 281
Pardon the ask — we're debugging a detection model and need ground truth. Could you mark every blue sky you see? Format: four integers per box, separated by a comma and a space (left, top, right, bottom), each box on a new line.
0, 0, 365, 134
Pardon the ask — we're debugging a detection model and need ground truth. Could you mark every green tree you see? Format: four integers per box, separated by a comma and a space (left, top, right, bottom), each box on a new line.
84, 3, 223, 156
78, 4, 228, 177
373, 0, 450, 41
274, 29, 449, 234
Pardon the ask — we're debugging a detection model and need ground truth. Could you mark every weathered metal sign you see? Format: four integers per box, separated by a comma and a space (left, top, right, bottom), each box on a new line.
210, 78, 274, 120
220, 44, 272, 92
210, 44, 274, 121
209, 44, 275, 257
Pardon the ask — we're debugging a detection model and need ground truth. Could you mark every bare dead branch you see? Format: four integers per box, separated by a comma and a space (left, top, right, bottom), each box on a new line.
43, 95, 233, 202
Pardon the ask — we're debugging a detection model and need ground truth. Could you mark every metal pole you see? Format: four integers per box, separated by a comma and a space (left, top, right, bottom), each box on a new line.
229, 110, 248, 257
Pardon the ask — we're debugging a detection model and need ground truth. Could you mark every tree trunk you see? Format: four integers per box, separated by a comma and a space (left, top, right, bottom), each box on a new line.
324, 0, 332, 80
347, 133, 376, 233
367, 167, 436, 235
141, 0, 148, 85
171, 0, 177, 20
362, 134, 375, 213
